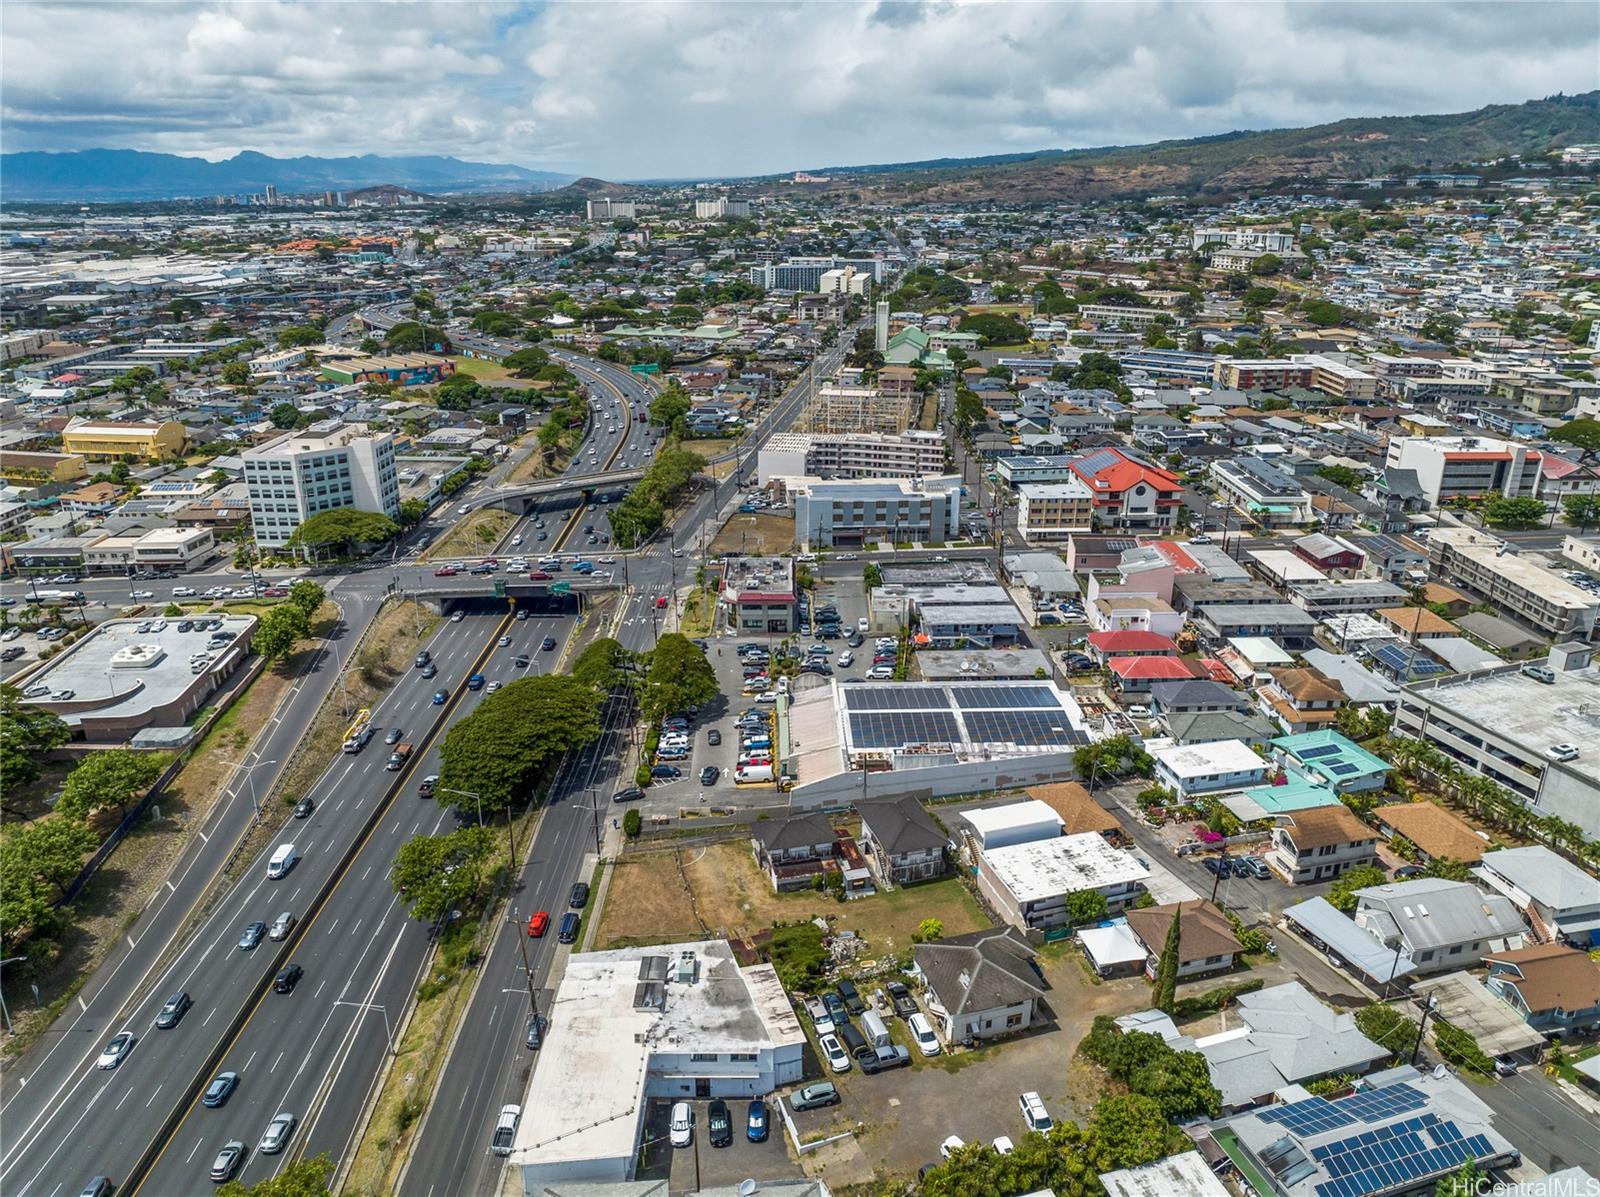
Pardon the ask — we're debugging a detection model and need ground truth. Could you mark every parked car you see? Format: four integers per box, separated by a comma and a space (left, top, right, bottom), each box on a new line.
886, 980, 917, 1020
940, 1136, 966, 1159
569, 882, 590, 909
836, 979, 866, 1015
651, 764, 682, 780
613, 787, 644, 803
820, 1033, 852, 1073
669, 1102, 694, 1148
746, 1098, 769, 1142
908, 1012, 942, 1056
790, 1082, 841, 1111
707, 1099, 733, 1148
855, 1043, 911, 1074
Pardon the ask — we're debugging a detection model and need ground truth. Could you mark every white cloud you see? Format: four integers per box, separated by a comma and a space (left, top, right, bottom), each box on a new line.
1, 0, 1594, 178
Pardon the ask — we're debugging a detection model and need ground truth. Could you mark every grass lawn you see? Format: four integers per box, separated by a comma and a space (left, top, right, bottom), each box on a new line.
597, 841, 990, 958
677, 587, 717, 636
423, 509, 513, 561
447, 355, 512, 381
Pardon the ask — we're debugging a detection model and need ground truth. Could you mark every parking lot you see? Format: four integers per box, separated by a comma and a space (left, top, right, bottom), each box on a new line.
636, 1097, 795, 1190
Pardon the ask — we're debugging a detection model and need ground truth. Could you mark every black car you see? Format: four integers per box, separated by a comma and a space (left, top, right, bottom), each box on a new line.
558, 912, 580, 943
700, 765, 719, 786
706, 728, 721, 746
846, 632, 864, 647
541, 636, 557, 651
273, 964, 303, 994
155, 991, 192, 1029
239, 921, 267, 951
799, 662, 832, 676
1, 646, 25, 662
650, 764, 681, 780
837, 979, 865, 1015
421, 662, 438, 678
293, 796, 315, 819
613, 787, 644, 803
569, 882, 590, 909
525, 1013, 546, 1051
512, 654, 530, 668
707, 1100, 733, 1148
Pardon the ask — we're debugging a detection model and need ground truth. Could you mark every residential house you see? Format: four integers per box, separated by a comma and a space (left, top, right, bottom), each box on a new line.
750, 814, 837, 892
1066, 447, 1185, 531
1085, 629, 1178, 664
857, 795, 947, 886
1151, 739, 1271, 800
1272, 730, 1391, 794
1477, 846, 1600, 947
1166, 709, 1281, 747
1352, 878, 1525, 974
1268, 804, 1381, 885
1292, 532, 1366, 572
1376, 606, 1458, 641
1108, 654, 1200, 694
1147, 679, 1250, 717
1484, 943, 1600, 1036
1025, 782, 1121, 838
1372, 802, 1489, 866
1124, 900, 1243, 980
912, 925, 1047, 1044
1259, 667, 1348, 734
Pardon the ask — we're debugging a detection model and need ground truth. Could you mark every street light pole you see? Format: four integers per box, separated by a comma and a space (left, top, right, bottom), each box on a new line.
220, 757, 276, 815
439, 786, 483, 828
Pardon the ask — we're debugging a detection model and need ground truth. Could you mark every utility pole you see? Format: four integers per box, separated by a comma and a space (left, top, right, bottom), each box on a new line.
1411, 995, 1438, 1065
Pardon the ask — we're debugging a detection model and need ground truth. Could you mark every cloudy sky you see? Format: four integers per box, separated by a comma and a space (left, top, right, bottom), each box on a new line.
3, 1, 1596, 179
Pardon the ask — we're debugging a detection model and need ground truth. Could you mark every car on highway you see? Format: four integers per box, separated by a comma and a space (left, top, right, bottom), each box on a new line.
498, 634, 512, 647
79, 1176, 114, 1197
258, 1111, 296, 1155
790, 1082, 840, 1111
433, 566, 457, 576
746, 1098, 769, 1142
450, 611, 464, 623
273, 964, 304, 994
293, 796, 315, 819
527, 910, 550, 938
420, 662, 437, 678
384, 726, 403, 744
155, 991, 193, 1028
239, 921, 267, 950
432, 689, 449, 704
209, 1140, 247, 1184
541, 636, 557, 651
97, 1031, 137, 1069
670, 1102, 694, 1148
203, 1071, 240, 1108
269, 911, 296, 941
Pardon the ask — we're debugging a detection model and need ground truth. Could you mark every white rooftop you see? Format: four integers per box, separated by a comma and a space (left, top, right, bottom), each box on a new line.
982, 832, 1150, 902
1100, 1150, 1233, 1197
1153, 738, 1269, 781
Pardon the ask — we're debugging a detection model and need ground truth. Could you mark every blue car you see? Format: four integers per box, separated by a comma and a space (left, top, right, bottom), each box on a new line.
432, 689, 448, 704
746, 1098, 769, 1142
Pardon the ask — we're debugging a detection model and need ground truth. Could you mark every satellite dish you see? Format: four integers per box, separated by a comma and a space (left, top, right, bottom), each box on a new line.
1432, 1063, 1448, 1079
739, 1181, 758, 1197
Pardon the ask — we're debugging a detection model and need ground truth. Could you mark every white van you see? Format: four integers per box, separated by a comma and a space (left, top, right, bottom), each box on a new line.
734, 764, 774, 784
860, 1008, 891, 1049
267, 844, 299, 879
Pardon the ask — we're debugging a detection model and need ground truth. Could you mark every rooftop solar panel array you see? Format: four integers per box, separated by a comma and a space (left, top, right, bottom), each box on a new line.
840, 683, 1085, 754
950, 684, 1060, 710
1311, 1114, 1495, 1197
1298, 744, 1344, 760
841, 687, 948, 712
847, 710, 961, 749
1370, 643, 1450, 677
964, 709, 1080, 747
1072, 447, 1126, 477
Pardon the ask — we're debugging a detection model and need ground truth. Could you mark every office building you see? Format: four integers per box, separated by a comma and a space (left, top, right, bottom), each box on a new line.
585, 197, 636, 220
1384, 436, 1542, 508
1211, 355, 1376, 401
1017, 479, 1095, 541
693, 196, 750, 219
61, 418, 188, 462
818, 266, 870, 296
1424, 528, 1598, 640
793, 476, 962, 549
243, 420, 400, 550
749, 255, 885, 291
1079, 303, 1164, 329
1211, 455, 1315, 526
719, 555, 798, 634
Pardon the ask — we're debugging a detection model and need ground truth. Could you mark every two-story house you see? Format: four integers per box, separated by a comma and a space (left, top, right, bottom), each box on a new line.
858, 795, 947, 886
1124, 900, 1244, 980
1268, 804, 1381, 885
1484, 943, 1600, 1037
911, 926, 1047, 1045
1352, 878, 1526, 975
1258, 666, 1348, 734
750, 813, 838, 892
1477, 846, 1600, 948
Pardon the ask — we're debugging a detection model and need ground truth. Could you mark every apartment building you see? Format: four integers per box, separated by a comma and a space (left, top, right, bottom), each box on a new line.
585, 197, 636, 220
1425, 527, 1598, 641
1384, 436, 1542, 508
1017, 479, 1095, 542
1192, 227, 1296, 253
1268, 804, 1381, 885
756, 431, 945, 483
693, 197, 750, 219
1067, 447, 1184, 531
818, 266, 871, 296
1079, 304, 1164, 330
996, 455, 1080, 487
243, 420, 401, 550
792, 475, 962, 549
61, 418, 187, 462
1210, 355, 1377, 401
1210, 455, 1315, 527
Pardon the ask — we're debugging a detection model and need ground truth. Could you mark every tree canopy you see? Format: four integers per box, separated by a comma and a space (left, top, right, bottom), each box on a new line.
639, 634, 719, 722
436, 675, 602, 813
1550, 418, 1600, 462
1482, 496, 1547, 528
254, 603, 312, 661
216, 1154, 334, 1197
276, 325, 323, 350
390, 825, 496, 922
286, 508, 399, 557
502, 347, 550, 377
570, 637, 630, 693
958, 312, 1030, 346
1, 684, 71, 804
0, 817, 98, 953
57, 750, 167, 821
1329, 863, 1387, 912
288, 579, 326, 617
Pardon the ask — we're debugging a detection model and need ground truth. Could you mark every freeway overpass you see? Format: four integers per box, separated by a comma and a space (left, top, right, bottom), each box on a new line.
455, 465, 649, 513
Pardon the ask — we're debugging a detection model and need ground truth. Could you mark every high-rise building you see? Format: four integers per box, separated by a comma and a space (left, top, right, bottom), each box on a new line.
694, 197, 750, 219
586, 197, 637, 220
243, 420, 400, 551
875, 300, 890, 353
264, 184, 278, 206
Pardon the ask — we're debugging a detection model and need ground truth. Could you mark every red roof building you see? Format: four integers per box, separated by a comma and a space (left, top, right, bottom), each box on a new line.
1108, 655, 1199, 693
1086, 630, 1179, 662
1067, 448, 1184, 531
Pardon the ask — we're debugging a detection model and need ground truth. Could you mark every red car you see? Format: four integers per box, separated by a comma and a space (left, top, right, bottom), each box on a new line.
527, 911, 550, 938
655, 596, 669, 609
529, 570, 552, 580
434, 566, 457, 577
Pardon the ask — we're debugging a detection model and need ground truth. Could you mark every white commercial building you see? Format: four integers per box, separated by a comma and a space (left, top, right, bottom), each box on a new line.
818, 266, 871, 296
1425, 528, 1599, 641
693, 197, 750, 219
962, 799, 1064, 850
243, 420, 400, 550
978, 833, 1151, 930
1193, 227, 1296, 253
1017, 478, 1095, 541
586, 197, 636, 220
512, 940, 806, 1191
1384, 436, 1542, 509
792, 475, 962, 549
1152, 739, 1272, 800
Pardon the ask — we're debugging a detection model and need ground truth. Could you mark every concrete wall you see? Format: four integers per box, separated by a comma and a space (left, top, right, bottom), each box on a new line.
789, 752, 1078, 811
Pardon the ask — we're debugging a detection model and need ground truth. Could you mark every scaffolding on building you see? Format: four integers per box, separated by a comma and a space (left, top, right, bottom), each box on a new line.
798, 383, 915, 435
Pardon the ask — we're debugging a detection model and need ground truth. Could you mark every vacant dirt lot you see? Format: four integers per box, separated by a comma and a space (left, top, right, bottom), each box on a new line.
709, 511, 793, 556
423, 509, 514, 561
596, 840, 988, 957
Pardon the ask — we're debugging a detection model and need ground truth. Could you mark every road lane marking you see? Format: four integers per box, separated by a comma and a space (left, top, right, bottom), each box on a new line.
271, 1051, 284, 1073
315, 979, 328, 1000
115, 1089, 132, 1110
202, 1007, 216, 1027
144, 1085, 162, 1108
244, 1051, 257, 1073
185, 1138, 204, 1164
350, 919, 362, 937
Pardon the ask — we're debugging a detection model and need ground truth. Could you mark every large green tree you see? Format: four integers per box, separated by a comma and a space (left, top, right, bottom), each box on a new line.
1, 685, 71, 805
958, 312, 1030, 346
57, 750, 166, 821
253, 603, 312, 661
276, 325, 323, 350
1, 815, 98, 908
1562, 493, 1600, 531
1482, 496, 1547, 528
1549, 418, 1600, 462
286, 508, 399, 557
390, 826, 496, 922
1086, 1093, 1174, 1171
287, 579, 326, 618
1329, 863, 1387, 912
639, 634, 718, 722
502, 347, 550, 377
269, 402, 301, 429
571, 637, 630, 693
435, 675, 602, 813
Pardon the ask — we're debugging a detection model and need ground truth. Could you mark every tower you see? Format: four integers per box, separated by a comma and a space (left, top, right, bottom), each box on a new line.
875, 299, 889, 353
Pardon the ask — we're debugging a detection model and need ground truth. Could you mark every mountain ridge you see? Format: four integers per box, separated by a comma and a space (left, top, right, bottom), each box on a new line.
0, 148, 575, 202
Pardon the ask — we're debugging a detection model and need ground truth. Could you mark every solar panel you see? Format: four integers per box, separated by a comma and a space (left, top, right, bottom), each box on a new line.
963, 709, 1082, 747
847, 711, 960, 749
1072, 447, 1126, 478
842, 687, 949, 712
1330, 763, 1361, 776
950, 684, 1060, 710
1298, 743, 1344, 760
1259, 1097, 1357, 1136
1370, 643, 1449, 677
